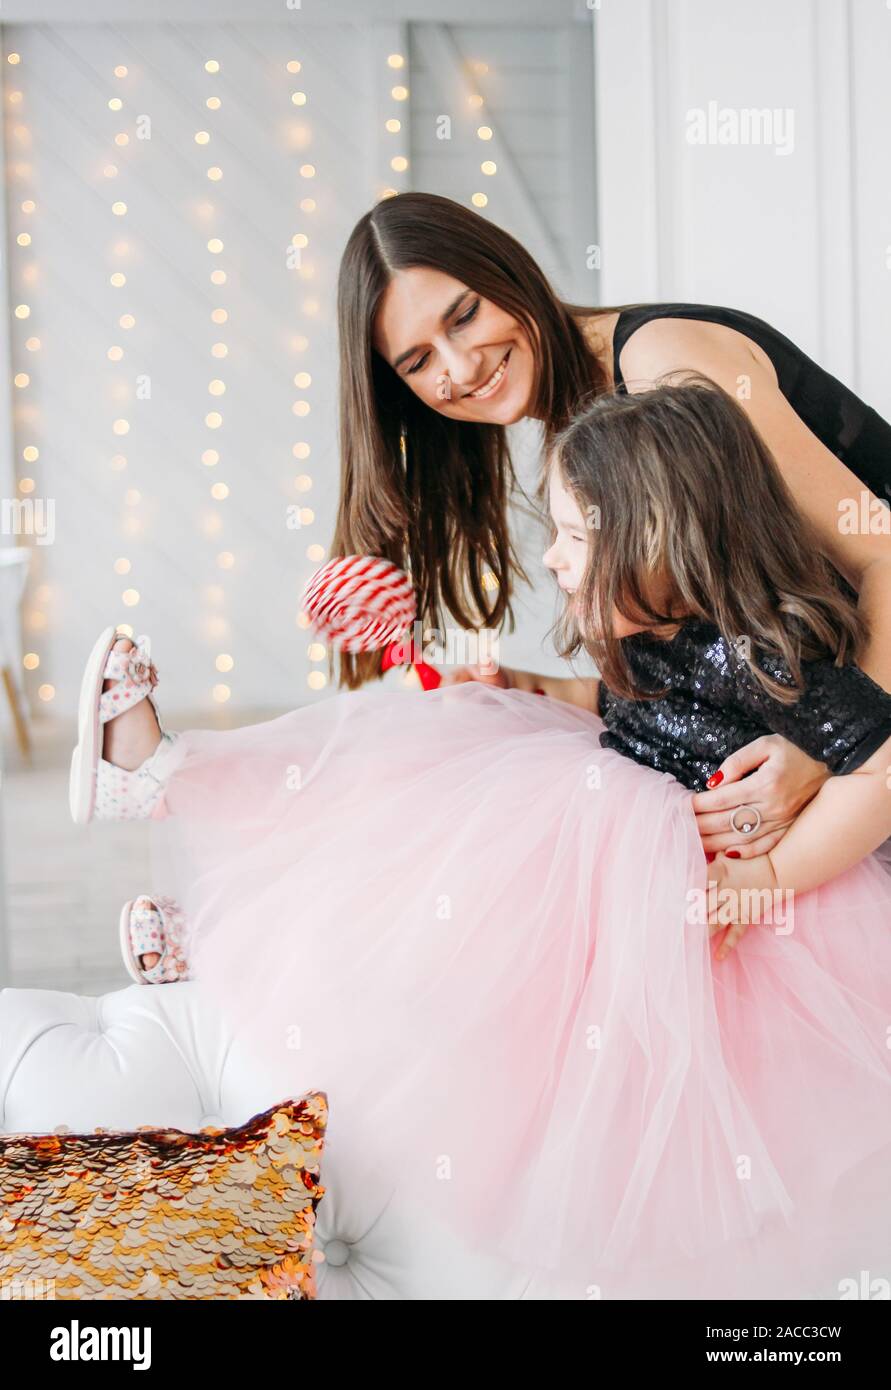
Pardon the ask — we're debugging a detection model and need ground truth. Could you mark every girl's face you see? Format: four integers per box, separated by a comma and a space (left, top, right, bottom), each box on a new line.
542, 468, 652, 639
373, 266, 537, 425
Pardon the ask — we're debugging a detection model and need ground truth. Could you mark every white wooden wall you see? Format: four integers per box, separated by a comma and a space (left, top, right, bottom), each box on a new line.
0, 8, 595, 719
594, 0, 891, 420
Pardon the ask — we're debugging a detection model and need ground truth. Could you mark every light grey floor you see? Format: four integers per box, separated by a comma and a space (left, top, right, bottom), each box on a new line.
2, 708, 276, 996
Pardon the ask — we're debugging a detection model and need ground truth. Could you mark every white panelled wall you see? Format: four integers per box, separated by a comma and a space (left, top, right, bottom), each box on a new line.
594, 0, 891, 422
0, 8, 597, 725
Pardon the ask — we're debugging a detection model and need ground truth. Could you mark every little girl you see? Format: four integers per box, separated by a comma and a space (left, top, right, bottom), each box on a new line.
72, 378, 891, 1299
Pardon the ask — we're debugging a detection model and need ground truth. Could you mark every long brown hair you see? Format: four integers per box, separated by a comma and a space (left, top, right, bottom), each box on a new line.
549, 376, 866, 703
333, 190, 621, 688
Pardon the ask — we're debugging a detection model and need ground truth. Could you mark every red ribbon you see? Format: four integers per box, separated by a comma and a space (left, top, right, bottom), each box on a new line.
381, 636, 442, 690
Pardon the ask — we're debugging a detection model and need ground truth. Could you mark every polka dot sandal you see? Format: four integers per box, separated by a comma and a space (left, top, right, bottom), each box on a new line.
70, 626, 181, 824
119, 894, 192, 986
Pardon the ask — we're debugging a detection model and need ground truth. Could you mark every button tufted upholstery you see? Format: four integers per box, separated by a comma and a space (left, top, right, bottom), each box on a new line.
0, 982, 570, 1299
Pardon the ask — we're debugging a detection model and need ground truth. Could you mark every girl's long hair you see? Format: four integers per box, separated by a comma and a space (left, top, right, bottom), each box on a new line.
333, 190, 626, 688
549, 375, 866, 702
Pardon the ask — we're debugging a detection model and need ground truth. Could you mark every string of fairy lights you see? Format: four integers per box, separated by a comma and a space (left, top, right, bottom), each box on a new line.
7, 37, 500, 712
6, 45, 56, 706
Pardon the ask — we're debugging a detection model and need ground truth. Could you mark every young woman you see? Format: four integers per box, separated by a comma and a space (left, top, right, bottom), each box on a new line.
333, 190, 891, 861
73, 380, 891, 1299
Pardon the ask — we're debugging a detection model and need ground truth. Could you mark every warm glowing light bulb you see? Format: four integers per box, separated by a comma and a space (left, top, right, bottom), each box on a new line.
477, 126, 493, 140
299, 507, 314, 525
119, 313, 135, 329
113, 419, 129, 435
207, 166, 222, 181
295, 474, 312, 491
14, 373, 29, 388
108, 98, 123, 111
122, 588, 140, 606
208, 379, 226, 396
211, 308, 228, 324
205, 411, 222, 429
110, 272, 126, 287
19, 477, 35, 493
202, 449, 219, 466
293, 442, 310, 459
217, 551, 234, 569
292, 232, 309, 248
291, 91, 307, 105
469, 94, 484, 109
195, 130, 210, 145
114, 558, 131, 575
114, 65, 128, 78
286, 60, 301, 73
17, 232, 31, 246
23, 653, 39, 670
111, 454, 127, 471
207, 237, 223, 254
25, 337, 40, 350
307, 671, 326, 690
388, 54, 405, 68
211, 482, 229, 500
391, 155, 408, 172
472, 192, 488, 207
292, 400, 310, 417
7, 54, 21, 66
300, 198, 316, 213
114, 132, 129, 146
294, 371, 312, 388
107, 345, 123, 361
111, 200, 127, 215
385, 118, 401, 133
205, 60, 220, 73
21, 200, 35, 213
211, 342, 227, 358
481, 160, 497, 175
14, 304, 30, 318
104, 164, 118, 178
308, 642, 326, 661
299, 163, 315, 178
215, 653, 234, 672
22, 446, 38, 462
391, 85, 408, 101
206, 96, 221, 110
213, 683, 231, 703
38, 684, 56, 702
306, 543, 325, 562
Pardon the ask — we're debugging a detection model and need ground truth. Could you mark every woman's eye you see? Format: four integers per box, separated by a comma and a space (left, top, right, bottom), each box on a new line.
571, 533, 587, 543
456, 299, 480, 326
407, 352, 431, 376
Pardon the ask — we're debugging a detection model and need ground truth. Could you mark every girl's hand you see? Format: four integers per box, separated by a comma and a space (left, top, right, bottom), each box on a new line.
440, 663, 515, 690
691, 734, 829, 859
707, 852, 779, 961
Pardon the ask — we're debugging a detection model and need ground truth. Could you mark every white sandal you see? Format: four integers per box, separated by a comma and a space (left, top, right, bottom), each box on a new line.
119, 894, 192, 985
69, 626, 179, 824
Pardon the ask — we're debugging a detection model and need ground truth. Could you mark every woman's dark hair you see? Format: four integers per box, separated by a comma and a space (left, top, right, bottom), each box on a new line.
332, 190, 625, 688
548, 375, 867, 703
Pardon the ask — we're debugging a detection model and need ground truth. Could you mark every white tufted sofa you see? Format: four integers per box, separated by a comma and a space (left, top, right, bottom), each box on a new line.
0, 981, 573, 1300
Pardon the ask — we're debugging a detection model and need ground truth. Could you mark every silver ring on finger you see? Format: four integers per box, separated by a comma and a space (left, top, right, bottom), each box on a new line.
729, 804, 762, 836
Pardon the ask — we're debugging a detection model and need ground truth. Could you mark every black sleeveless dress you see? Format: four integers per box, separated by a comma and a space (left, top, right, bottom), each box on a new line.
599, 303, 891, 791
611, 302, 891, 501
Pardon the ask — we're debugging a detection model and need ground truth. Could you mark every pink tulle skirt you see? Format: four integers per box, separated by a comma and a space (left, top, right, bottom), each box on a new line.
151, 682, 891, 1299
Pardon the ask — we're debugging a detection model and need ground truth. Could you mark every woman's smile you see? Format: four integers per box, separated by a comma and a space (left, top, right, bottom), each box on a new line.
465, 349, 511, 400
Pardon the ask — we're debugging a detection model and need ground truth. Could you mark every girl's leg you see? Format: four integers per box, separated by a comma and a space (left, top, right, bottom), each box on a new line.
102, 637, 162, 770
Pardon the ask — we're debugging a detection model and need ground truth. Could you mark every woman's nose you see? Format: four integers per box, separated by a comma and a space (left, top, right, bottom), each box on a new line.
438, 339, 481, 386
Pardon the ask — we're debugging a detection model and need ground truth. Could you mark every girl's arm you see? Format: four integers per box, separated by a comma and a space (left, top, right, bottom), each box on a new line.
508, 668, 600, 713
766, 733, 891, 893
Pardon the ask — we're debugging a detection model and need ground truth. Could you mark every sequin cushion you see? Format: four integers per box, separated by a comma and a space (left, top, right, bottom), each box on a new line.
0, 1094, 327, 1300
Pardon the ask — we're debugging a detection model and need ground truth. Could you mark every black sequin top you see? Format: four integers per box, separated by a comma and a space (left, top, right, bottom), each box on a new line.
598, 620, 891, 792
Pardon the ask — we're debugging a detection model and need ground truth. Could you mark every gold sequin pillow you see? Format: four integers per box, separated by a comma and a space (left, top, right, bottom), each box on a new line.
0, 1094, 327, 1300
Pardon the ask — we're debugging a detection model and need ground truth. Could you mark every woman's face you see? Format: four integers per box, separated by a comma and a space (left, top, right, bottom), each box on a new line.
373, 266, 537, 425
542, 468, 651, 639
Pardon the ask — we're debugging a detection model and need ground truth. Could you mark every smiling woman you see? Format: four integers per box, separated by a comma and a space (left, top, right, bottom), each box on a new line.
333, 191, 617, 689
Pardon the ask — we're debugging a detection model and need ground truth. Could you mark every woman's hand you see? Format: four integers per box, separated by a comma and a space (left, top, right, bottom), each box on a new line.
691, 734, 830, 859
707, 852, 780, 961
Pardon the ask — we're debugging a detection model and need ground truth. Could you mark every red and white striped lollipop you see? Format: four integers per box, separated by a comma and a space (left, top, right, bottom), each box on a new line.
301, 555, 441, 688
301, 555, 416, 653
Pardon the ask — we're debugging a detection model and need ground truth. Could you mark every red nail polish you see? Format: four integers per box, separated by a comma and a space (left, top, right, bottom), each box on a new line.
706, 770, 724, 788
705, 852, 715, 863
726, 850, 741, 859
